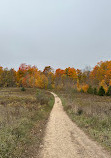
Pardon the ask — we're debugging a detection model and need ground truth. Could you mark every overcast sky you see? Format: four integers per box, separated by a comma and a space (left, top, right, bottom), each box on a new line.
0, 0, 111, 70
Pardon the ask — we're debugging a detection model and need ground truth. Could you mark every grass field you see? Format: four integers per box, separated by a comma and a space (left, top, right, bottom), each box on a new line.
56, 89, 111, 153
0, 88, 54, 158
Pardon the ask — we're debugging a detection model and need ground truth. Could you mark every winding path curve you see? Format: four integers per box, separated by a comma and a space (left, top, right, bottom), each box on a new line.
39, 92, 110, 158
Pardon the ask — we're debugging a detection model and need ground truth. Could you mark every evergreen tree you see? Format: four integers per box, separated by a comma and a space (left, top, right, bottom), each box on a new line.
87, 85, 93, 94
106, 86, 111, 96
94, 87, 97, 95
98, 86, 105, 96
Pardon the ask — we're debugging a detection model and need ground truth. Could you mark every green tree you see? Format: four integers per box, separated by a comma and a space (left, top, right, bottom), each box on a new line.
87, 85, 93, 94
94, 87, 97, 95
106, 86, 111, 96
98, 86, 105, 96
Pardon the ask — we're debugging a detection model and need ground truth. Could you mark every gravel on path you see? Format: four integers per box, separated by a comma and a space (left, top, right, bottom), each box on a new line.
39, 92, 110, 158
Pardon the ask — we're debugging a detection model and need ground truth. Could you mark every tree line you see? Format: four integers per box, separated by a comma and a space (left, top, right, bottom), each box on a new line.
0, 61, 111, 96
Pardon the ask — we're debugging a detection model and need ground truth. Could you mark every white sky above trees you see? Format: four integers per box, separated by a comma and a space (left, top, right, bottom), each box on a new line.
0, 0, 111, 70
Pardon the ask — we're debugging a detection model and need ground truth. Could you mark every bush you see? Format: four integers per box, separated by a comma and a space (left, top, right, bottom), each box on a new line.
87, 86, 94, 94
106, 86, 111, 96
77, 108, 83, 115
36, 89, 49, 105
21, 87, 26, 91
98, 86, 105, 96
94, 87, 97, 95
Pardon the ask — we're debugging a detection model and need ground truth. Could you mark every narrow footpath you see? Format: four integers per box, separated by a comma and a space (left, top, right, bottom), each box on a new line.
39, 92, 110, 158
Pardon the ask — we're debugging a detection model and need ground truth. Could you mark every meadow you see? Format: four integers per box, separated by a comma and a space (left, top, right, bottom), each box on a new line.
0, 88, 54, 158
56, 89, 111, 153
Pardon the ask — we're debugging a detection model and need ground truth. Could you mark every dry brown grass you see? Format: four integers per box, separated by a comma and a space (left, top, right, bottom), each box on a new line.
0, 88, 54, 158
56, 89, 111, 153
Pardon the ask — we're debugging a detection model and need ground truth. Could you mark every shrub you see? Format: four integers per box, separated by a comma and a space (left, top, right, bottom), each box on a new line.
106, 86, 111, 96
98, 86, 105, 96
87, 85, 94, 94
77, 108, 83, 115
36, 89, 49, 105
94, 87, 97, 95
21, 87, 26, 91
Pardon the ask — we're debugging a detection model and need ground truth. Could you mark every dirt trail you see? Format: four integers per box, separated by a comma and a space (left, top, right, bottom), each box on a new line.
39, 92, 110, 158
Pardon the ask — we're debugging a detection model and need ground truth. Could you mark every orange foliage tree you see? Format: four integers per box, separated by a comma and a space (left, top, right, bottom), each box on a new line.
90, 61, 111, 86
0, 60, 111, 93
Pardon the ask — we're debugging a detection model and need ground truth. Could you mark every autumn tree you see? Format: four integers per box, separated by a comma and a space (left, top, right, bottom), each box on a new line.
43, 66, 54, 89
0, 68, 17, 87
55, 68, 65, 88
0, 66, 3, 86
90, 61, 111, 86
43, 66, 53, 76
0, 60, 111, 93
76, 69, 82, 83
81, 66, 91, 84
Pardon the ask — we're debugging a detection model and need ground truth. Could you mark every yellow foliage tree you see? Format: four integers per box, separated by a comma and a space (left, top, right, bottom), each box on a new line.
99, 80, 108, 93
81, 84, 89, 93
